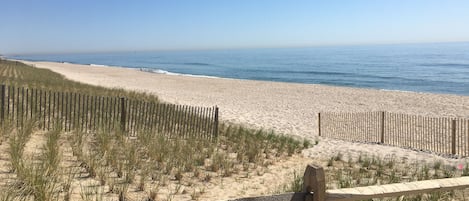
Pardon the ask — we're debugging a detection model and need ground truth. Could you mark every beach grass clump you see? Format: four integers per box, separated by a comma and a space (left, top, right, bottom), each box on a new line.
57, 122, 307, 200
8, 120, 34, 173
4, 124, 67, 201
275, 154, 468, 200
0, 60, 312, 200
322, 154, 469, 200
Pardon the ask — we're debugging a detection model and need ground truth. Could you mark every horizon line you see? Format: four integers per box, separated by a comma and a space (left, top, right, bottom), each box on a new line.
4, 40, 469, 56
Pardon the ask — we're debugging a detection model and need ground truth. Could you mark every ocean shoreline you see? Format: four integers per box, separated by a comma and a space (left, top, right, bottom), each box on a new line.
7, 42, 469, 96
14, 59, 469, 138
10, 58, 469, 98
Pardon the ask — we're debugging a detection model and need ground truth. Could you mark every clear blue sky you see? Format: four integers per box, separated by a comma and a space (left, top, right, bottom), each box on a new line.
1, 0, 469, 55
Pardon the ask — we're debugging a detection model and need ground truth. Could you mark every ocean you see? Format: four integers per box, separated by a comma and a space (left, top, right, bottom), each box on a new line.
9, 42, 469, 96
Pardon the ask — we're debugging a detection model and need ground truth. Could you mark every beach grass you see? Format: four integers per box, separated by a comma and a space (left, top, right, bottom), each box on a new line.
0, 59, 157, 100
0, 59, 309, 200
275, 152, 469, 201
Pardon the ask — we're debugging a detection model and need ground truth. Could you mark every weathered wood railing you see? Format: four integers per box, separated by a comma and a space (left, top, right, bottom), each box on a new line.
230, 164, 469, 201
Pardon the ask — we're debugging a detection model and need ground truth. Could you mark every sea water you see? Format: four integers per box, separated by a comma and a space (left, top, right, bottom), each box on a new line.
9, 42, 469, 96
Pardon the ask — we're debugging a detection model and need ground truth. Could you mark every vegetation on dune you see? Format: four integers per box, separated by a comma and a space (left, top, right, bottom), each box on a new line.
0, 59, 157, 101
278, 152, 469, 201
0, 59, 309, 200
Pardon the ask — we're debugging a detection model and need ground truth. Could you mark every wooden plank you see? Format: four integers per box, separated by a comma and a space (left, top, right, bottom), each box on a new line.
214, 106, 219, 138
120, 97, 126, 131
326, 177, 469, 201
16, 87, 19, 127
48, 91, 51, 130
25, 88, 28, 122
464, 120, 469, 156
21, 88, 24, 128
318, 113, 321, 136
452, 119, 457, 155
11, 87, 15, 125
38, 90, 42, 129
174, 104, 181, 137
84, 95, 89, 131
228, 192, 307, 201
0, 85, 4, 122
380, 111, 385, 144
149, 102, 156, 133
7, 86, 10, 118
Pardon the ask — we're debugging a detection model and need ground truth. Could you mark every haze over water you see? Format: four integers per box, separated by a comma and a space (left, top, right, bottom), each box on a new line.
11, 42, 469, 96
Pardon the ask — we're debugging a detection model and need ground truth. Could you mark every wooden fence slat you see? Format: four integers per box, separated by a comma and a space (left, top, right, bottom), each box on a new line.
452, 119, 457, 155
178, 105, 184, 137
120, 97, 126, 131
380, 111, 385, 144
1, 85, 4, 122
7, 86, 10, 118
16, 87, 19, 128
48, 91, 51, 130
11, 87, 14, 125
25, 88, 28, 122
214, 107, 219, 138
318, 113, 321, 136
150, 101, 156, 133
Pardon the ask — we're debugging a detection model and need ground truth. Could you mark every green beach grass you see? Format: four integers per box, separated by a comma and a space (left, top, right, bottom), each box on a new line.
0, 59, 309, 201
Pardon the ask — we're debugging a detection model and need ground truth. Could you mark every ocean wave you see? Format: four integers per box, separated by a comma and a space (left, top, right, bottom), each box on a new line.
89, 63, 109, 67
379, 89, 422, 94
138, 68, 219, 79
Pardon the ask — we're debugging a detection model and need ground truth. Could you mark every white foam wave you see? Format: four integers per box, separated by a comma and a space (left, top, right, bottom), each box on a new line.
379, 89, 422, 94
89, 63, 109, 67
138, 68, 219, 79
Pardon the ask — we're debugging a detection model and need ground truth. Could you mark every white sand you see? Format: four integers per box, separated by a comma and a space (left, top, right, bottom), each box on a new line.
21, 61, 469, 139
21, 60, 469, 158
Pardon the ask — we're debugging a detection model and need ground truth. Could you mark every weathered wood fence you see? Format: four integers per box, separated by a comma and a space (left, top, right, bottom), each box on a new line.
0, 84, 219, 139
317, 111, 469, 156
230, 164, 469, 201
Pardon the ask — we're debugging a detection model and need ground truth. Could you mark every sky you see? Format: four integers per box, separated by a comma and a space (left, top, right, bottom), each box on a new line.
1, 0, 469, 55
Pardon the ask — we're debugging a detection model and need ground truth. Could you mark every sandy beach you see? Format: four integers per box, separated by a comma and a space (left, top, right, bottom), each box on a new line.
12, 60, 469, 200
19, 60, 469, 158
22, 61, 469, 138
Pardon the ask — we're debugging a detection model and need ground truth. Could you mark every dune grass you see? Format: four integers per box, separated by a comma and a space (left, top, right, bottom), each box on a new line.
277, 152, 469, 201
0, 59, 157, 100
0, 59, 309, 200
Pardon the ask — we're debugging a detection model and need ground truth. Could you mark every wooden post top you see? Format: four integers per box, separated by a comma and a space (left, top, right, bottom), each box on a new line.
304, 164, 326, 201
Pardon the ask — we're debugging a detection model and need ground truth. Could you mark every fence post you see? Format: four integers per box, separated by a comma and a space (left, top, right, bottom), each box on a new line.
120, 97, 126, 131
214, 106, 219, 138
452, 119, 457, 155
1, 85, 4, 123
380, 111, 385, 144
318, 113, 321, 136
303, 164, 325, 201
